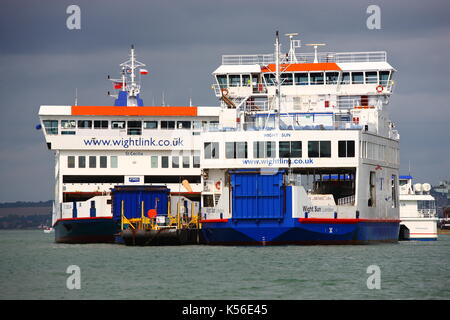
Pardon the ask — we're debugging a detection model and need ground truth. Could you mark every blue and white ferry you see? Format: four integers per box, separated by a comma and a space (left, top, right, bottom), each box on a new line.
199, 32, 400, 244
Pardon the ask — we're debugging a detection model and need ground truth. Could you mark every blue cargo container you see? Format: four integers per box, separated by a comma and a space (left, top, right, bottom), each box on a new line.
231, 170, 285, 219
111, 185, 169, 221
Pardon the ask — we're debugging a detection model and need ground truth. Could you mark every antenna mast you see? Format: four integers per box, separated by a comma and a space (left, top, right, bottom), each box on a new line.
274, 31, 281, 128
119, 45, 146, 106
285, 33, 300, 63
306, 43, 326, 63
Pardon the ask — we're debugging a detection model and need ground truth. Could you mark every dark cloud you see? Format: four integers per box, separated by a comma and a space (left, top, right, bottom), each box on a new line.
0, 0, 449, 201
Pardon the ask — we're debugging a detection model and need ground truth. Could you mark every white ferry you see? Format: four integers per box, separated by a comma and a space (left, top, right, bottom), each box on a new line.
398, 176, 438, 241
38, 32, 401, 244
38, 45, 214, 243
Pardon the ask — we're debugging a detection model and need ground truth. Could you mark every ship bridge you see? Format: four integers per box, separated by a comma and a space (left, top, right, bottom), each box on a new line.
210, 33, 397, 141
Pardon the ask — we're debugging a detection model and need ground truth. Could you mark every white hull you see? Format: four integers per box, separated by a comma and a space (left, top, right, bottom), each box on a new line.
400, 218, 438, 240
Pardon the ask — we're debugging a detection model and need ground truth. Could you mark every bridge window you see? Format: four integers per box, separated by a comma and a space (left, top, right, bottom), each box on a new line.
379, 71, 390, 86
338, 140, 355, 157
281, 73, 293, 85
43, 120, 58, 135
294, 73, 308, 85
127, 121, 142, 135
226, 142, 247, 159
204, 142, 219, 159
61, 120, 76, 129
144, 121, 158, 129
216, 75, 227, 88
310, 72, 324, 85
229, 75, 241, 87
242, 74, 251, 87
340, 72, 350, 84
308, 141, 331, 158
263, 74, 276, 86
365, 72, 378, 84
77, 120, 92, 129
161, 121, 175, 129
177, 121, 191, 129
351, 72, 364, 84
192, 121, 202, 130
279, 141, 302, 158
94, 120, 108, 129
111, 121, 125, 129
417, 200, 435, 210
326, 72, 339, 84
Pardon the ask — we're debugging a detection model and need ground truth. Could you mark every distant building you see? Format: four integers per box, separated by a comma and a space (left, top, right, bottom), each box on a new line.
431, 180, 450, 218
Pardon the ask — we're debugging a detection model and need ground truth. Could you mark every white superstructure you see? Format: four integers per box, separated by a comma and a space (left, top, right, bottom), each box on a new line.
399, 176, 438, 240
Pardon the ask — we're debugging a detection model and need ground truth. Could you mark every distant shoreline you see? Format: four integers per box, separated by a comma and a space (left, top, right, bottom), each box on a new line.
0, 200, 52, 209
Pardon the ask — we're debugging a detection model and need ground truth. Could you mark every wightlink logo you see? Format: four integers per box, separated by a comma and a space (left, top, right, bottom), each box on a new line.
242, 158, 314, 166
83, 137, 184, 149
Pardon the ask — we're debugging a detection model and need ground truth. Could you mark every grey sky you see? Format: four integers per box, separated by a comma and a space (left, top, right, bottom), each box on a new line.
0, 0, 449, 201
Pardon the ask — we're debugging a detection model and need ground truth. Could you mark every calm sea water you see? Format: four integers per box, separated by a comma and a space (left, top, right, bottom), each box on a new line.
0, 230, 448, 300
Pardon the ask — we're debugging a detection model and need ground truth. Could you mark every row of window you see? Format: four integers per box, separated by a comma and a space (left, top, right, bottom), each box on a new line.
265, 71, 390, 86
43, 120, 219, 135
67, 155, 201, 169
204, 140, 355, 159
216, 71, 391, 87
67, 155, 116, 169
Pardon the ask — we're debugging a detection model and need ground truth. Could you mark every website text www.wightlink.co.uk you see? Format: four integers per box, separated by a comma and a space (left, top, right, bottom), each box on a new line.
242, 158, 314, 166
83, 137, 184, 148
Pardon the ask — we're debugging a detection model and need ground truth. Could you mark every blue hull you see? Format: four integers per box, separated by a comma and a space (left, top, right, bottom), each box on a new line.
54, 218, 119, 243
201, 219, 400, 245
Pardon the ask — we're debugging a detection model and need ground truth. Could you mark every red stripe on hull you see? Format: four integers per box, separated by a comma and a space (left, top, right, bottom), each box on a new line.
200, 219, 229, 223
56, 216, 112, 223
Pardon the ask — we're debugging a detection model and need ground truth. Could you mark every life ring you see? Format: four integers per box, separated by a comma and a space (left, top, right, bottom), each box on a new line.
376, 85, 384, 93
215, 181, 221, 190
221, 88, 229, 96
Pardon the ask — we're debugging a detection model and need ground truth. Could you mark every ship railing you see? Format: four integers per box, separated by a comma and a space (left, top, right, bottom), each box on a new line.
222, 54, 274, 65
222, 51, 387, 65
203, 119, 364, 132
336, 97, 362, 110
241, 100, 271, 112
337, 97, 384, 110
337, 195, 356, 206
